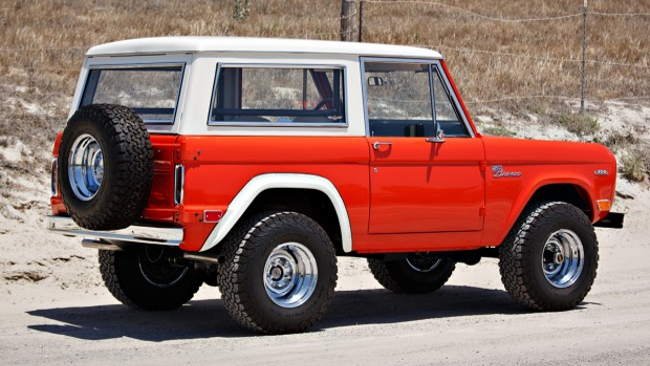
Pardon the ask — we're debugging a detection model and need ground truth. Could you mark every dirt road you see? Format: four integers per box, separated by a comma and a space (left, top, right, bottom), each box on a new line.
2, 186, 649, 365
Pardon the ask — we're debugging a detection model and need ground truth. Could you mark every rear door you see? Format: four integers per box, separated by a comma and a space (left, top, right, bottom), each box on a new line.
363, 59, 485, 234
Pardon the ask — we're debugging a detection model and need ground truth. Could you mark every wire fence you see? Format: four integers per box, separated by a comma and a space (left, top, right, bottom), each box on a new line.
1, 1, 648, 108
344, 0, 650, 108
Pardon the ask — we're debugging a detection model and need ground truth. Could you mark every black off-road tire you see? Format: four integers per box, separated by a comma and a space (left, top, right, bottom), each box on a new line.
368, 255, 455, 294
99, 246, 202, 311
58, 104, 153, 230
498, 201, 599, 311
217, 211, 338, 334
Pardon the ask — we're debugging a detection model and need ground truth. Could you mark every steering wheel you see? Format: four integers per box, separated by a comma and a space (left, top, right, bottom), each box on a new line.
313, 98, 333, 111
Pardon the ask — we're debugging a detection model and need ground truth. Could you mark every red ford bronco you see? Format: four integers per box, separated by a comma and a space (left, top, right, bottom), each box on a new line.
48, 37, 624, 334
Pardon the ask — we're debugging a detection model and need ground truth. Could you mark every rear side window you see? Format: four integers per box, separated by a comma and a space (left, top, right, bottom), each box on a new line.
210, 66, 346, 124
80, 65, 183, 124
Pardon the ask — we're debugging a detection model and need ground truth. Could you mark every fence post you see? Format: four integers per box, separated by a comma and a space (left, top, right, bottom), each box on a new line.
341, 0, 354, 42
580, 0, 588, 113
358, 0, 364, 42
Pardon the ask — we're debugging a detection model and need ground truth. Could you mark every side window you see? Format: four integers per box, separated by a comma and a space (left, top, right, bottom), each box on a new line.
81, 66, 183, 124
364, 62, 434, 137
432, 68, 468, 137
210, 66, 345, 124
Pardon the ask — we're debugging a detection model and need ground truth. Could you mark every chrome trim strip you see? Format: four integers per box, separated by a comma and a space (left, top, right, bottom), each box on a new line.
47, 216, 182, 246
174, 164, 185, 205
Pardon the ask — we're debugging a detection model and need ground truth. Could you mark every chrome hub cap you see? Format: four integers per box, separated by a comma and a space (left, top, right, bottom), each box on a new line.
263, 242, 318, 309
542, 229, 584, 288
68, 134, 104, 201
406, 252, 443, 273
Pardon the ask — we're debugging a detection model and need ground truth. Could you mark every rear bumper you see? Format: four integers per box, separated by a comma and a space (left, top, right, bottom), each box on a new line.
46, 216, 183, 246
594, 212, 625, 229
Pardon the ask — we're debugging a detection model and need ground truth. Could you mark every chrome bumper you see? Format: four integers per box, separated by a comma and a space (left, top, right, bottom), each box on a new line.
46, 216, 183, 246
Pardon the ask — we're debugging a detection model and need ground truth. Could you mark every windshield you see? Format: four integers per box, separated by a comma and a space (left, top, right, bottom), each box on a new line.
80, 65, 183, 124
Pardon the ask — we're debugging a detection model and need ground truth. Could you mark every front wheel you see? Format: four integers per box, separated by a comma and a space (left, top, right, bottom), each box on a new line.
368, 253, 455, 294
498, 201, 599, 310
99, 245, 202, 310
218, 211, 337, 334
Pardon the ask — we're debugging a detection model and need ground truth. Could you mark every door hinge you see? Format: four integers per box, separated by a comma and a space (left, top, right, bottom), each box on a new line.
479, 206, 487, 217
479, 161, 487, 172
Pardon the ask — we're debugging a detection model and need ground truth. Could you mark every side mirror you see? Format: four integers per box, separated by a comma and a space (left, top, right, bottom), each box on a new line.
425, 125, 446, 144
368, 77, 386, 86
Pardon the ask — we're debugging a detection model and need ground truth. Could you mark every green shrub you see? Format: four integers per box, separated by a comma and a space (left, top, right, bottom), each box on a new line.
558, 114, 599, 136
482, 126, 515, 137
621, 151, 646, 182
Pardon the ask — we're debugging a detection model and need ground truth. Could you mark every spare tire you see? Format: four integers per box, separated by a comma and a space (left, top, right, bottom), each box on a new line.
58, 104, 153, 230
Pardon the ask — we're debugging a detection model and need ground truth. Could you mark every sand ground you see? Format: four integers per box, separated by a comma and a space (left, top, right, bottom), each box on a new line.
1, 170, 649, 366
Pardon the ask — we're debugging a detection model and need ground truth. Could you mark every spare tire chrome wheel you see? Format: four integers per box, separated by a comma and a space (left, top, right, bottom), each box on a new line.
68, 134, 104, 201
58, 104, 153, 230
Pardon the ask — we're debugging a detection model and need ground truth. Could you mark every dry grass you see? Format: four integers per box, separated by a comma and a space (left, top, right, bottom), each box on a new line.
0, 0, 649, 170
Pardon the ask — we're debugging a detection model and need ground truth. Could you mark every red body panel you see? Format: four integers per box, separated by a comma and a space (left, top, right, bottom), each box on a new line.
176, 136, 371, 251
51, 131, 617, 253
479, 137, 617, 247
367, 137, 485, 234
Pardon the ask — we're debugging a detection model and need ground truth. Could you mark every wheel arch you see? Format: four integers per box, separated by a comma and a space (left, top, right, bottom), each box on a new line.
497, 181, 595, 247
199, 173, 352, 253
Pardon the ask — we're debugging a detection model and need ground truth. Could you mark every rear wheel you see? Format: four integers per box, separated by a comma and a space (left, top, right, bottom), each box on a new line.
368, 253, 455, 294
218, 211, 337, 334
498, 201, 598, 310
99, 245, 202, 310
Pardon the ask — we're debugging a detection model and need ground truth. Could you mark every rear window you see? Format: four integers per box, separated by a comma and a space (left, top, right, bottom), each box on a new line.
210, 66, 346, 125
80, 65, 184, 124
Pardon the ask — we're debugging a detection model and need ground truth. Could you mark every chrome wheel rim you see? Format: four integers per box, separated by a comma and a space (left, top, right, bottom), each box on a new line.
138, 246, 187, 288
542, 229, 584, 289
263, 242, 318, 309
68, 134, 104, 201
406, 252, 442, 273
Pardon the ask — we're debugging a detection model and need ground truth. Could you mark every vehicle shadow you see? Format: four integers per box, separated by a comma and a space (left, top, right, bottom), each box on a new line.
27, 285, 524, 341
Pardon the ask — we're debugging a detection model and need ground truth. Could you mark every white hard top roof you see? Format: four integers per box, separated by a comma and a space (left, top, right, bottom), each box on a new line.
86, 36, 442, 59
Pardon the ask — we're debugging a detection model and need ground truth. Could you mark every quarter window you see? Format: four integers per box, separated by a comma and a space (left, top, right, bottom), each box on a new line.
80, 66, 183, 124
432, 68, 466, 137
210, 66, 346, 124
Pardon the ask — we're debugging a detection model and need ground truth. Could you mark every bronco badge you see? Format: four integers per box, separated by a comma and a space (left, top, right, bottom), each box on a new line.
492, 165, 522, 178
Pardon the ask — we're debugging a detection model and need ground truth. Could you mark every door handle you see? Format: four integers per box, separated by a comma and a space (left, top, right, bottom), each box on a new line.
372, 141, 392, 150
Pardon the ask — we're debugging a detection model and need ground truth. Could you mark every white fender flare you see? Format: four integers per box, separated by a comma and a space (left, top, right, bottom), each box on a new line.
199, 173, 353, 253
